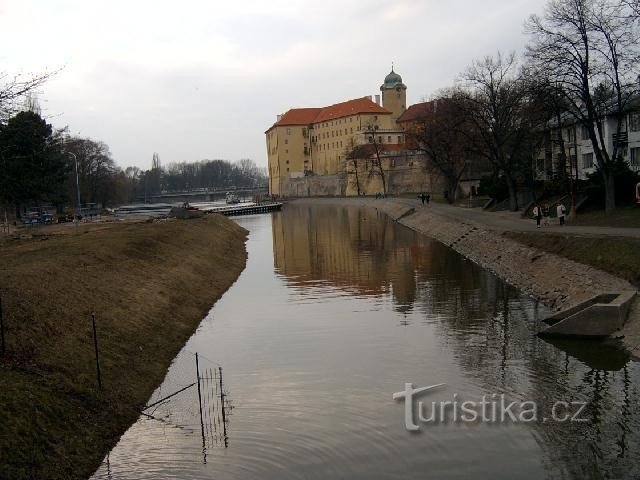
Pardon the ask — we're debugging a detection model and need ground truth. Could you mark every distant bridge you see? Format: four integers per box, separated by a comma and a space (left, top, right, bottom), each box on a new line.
138, 186, 268, 203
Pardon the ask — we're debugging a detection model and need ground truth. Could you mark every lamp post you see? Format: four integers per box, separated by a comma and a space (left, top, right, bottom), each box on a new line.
68, 152, 81, 219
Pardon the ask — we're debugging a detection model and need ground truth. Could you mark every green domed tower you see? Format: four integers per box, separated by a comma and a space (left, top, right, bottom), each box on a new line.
380, 66, 407, 124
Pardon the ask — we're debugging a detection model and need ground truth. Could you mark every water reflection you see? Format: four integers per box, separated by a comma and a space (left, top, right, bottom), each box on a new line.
271, 203, 640, 479
92, 203, 640, 480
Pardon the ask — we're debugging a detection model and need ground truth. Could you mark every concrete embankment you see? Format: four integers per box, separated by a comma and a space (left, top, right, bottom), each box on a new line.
293, 198, 639, 357
0, 215, 248, 480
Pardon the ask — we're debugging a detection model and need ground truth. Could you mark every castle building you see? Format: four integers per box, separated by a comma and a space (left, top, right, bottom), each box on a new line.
265, 68, 411, 196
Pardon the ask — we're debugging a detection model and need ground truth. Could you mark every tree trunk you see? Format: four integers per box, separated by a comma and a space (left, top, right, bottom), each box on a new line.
603, 170, 616, 215
352, 159, 361, 196
446, 179, 457, 204
506, 175, 518, 211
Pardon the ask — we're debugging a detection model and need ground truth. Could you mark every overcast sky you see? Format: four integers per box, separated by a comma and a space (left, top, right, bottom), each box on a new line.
0, 0, 548, 170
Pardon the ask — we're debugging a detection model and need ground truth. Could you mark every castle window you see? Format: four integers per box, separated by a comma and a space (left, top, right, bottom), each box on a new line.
378, 136, 382, 143
387, 136, 391, 143
398, 136, 402, 143
286, 128, 291, 135
350, 128, 353, 134
284, 139, 288, 144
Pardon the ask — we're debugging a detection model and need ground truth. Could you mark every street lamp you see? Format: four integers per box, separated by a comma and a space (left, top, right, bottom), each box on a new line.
68, 152, 81, 219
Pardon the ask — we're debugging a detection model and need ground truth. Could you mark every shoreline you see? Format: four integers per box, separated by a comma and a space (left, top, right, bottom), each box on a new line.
0, 215, 248, 480
291, 197, 639, 359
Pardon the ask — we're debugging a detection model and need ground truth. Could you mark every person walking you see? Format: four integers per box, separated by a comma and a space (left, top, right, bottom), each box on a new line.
557, 203, 566, 226
426, 193, 431, 205
419, 193, 426, 205
533, 204, 542, 228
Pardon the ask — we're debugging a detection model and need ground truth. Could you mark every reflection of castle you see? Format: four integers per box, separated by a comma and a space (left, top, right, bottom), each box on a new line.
271, 203, 432, 309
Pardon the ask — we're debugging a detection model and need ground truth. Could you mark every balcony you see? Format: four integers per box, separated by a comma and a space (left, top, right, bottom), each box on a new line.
613, 131, 628, 148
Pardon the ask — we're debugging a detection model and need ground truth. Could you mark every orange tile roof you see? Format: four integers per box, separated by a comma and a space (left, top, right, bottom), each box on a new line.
396, 101, 434, 123
314, 97, 390, 123
266, 97, 391, 132
274, 108, 322, 126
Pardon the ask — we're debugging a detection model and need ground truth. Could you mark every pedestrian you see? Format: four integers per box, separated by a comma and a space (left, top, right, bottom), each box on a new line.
533, 204, 542, 228
557, 203, 566, 226
419, 193, 426, 205
426, 193, 431, 205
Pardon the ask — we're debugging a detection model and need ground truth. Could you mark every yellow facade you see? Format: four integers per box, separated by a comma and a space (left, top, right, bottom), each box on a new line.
266, 69, 409, 195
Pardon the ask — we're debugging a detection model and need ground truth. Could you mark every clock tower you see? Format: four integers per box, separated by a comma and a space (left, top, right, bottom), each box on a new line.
380, 67, 407, 124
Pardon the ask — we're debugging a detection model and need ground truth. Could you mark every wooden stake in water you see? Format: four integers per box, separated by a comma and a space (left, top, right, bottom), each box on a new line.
0, 294, 5, 357
195, 353, 206, 446
91, 313, 102, 389
219, 366, 228, 445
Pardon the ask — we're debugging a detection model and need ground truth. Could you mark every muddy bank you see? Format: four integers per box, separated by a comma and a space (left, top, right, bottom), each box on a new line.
292, 198, 638, 357
0, 215, 248, 480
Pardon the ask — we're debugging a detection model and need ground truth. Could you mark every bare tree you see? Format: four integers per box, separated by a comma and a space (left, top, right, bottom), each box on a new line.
344, 138, 362, 196
403, 93, 474, 203
526, 0, 640, 214
363, 124, 387, 195
0, 70, 58, 122
460, 52, 545, 211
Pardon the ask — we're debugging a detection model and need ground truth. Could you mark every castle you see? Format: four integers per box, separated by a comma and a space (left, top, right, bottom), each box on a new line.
265, 68, 437, 196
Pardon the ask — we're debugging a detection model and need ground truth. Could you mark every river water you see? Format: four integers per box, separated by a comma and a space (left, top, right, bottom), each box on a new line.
92, 202, 640, 480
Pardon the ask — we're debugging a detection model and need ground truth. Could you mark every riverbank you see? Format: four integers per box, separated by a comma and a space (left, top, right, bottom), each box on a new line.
0, 216, 248, 480
291, 198, 639, 358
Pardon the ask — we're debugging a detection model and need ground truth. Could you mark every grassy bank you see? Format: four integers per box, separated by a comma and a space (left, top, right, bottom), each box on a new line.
504, 231, 640, 287
0, 216, 248, 480
571, 206, 640, 228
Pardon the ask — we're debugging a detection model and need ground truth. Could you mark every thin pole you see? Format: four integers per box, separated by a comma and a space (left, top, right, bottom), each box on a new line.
69, 152, 81, 219
218, 366, 227, 445
195, 353, 206, 446
91, 313, 102, 389
0, 294, 5, 356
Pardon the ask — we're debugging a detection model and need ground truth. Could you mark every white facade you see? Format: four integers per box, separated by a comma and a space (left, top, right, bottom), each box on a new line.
534, 110, 640, 181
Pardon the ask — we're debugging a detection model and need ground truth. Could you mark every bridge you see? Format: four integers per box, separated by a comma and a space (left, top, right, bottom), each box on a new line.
138, 186, 269, 203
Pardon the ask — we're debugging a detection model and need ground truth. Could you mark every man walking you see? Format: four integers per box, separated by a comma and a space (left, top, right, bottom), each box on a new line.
533, 204, 542, 228
557, 203, 566, 226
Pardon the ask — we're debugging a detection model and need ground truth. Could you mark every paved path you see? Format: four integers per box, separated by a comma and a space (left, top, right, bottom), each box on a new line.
389, 198, 640, 238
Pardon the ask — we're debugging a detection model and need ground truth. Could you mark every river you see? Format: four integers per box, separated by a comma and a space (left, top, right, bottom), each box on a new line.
91, 202, 640, 479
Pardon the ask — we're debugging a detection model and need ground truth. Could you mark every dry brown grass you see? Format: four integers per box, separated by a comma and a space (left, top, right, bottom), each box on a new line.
0, 215, 248, 480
